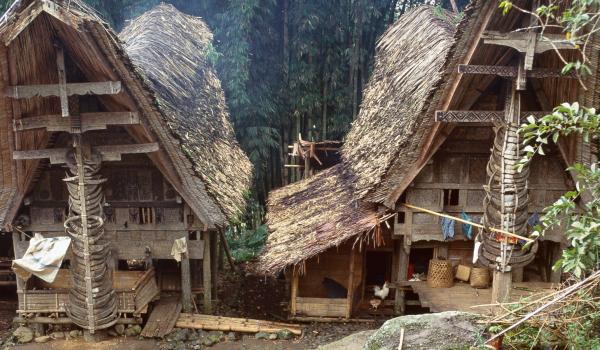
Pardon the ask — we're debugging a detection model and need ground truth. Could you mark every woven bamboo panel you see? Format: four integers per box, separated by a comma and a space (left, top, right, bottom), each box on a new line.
295, 297, 347, 317
427, 259, 454, 288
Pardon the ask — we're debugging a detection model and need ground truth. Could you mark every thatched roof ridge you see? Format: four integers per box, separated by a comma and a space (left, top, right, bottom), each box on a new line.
0, 0, 251, 229
120, 4, 252, 222
342, 5, 457, 201
256, 165, 379, 275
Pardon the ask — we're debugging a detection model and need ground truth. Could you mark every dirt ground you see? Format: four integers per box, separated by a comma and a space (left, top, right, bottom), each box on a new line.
0, 266, 385, 350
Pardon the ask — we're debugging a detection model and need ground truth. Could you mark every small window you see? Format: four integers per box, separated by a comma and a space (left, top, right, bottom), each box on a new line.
138, 207, 154, 224
397, 212, 406, 224
443, 189, 460, 206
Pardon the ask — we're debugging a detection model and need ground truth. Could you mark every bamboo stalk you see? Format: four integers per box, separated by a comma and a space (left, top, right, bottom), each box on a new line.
401, 203, 534, 243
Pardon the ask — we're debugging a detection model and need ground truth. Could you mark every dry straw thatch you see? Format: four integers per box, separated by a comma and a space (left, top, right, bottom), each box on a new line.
257, 6, 458, 274
121, 4, 252, 223
0, 0, 251, 229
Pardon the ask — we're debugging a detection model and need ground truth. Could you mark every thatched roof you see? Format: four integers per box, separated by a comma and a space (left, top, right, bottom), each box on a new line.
0, 0, 251, 229
256, 6, 457, 274
342, 6, 456, 201
121, 4, 252, 223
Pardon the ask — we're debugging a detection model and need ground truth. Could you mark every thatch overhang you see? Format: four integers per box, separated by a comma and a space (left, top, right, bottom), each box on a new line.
256, 6, 457, 274
257, 164, 381, 275
0, 0, 251, 230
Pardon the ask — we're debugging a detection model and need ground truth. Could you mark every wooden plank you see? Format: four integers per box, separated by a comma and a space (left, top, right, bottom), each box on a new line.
435, 110, 549, 123
202, 231, 212, 314
492, 270, 512, 305
140, 296, 181, 338
13, 112, 140, 132
458, 64, 576, 79
13, 143, 159, 164
3, 81, 121, 98
176, 313, 302, 335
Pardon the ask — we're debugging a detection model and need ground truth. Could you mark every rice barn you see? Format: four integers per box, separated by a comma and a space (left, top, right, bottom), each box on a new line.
256, 2, 598, 320
0, 0, 251, 336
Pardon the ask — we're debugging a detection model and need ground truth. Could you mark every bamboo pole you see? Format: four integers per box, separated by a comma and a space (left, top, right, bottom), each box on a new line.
400, 203, 534, 243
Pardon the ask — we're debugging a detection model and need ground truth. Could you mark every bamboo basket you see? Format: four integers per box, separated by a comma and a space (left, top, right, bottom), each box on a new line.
455, 265, 471, 282
427, 259, 454, 288
470, 267, 490, 288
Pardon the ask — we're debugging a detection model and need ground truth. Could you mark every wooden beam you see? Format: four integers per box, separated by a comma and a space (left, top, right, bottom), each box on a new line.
12, 142, 159, 164
346, 248, 355, 319
3, 81, 121, 99
482, 31, 578, 54
202, 231, 212, 314
458, 64, 577, 79
394, 237, 410, 315
13, 112, 140, 132
435, 110, 550, 123
55, 47, 69, 117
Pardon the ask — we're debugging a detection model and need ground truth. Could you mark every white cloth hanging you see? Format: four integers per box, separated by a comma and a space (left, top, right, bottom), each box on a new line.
170, 237, 188, 262
12, 233, 71, 283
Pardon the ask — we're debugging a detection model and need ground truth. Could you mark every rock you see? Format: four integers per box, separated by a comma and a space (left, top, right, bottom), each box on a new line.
255, 332, 270, 340
108, 330, 118, 337
164, 340, 177, 350
125, 324, 142, 337
69, 329, 83, 338
50, 331, 65, 339
168, 328, 189, 342
34, 336, 51, 343
277, 329, 294, 340
13, 326, 34, 344
187, 329, 199, 341
362, 311, 484, 350
319, 330, 376, 350
226, 332, 237, 341
268, 333, 278, 340
202, 337, 217, 346
114, 324, 125, 335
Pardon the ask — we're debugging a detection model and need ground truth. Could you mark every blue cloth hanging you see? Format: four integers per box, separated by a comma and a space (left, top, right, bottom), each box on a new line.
461, 211, 473, 240
528, 212, 540, 228
441, 216, 455, 241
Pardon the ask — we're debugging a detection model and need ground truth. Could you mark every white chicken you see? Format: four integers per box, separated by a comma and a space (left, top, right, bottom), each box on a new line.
373, 281, 390, 300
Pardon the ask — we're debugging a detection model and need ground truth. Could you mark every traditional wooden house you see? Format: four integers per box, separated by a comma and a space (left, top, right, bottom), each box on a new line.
0, 0, 251, 333
257, 2, 598, 320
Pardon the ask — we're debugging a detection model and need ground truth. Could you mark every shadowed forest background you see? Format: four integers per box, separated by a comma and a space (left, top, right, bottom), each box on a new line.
0, 0, 467, 224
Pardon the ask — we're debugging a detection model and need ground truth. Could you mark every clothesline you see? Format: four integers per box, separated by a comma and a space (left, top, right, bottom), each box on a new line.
401, 203, 535, 243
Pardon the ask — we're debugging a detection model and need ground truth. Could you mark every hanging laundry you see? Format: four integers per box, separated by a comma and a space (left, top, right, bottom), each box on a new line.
440, 216, 455, 240
527, 212, 540, 228
170, 237, 188, 262
12, 233, 71, 283
461, 211, 473, 239
473, 240, 482, 264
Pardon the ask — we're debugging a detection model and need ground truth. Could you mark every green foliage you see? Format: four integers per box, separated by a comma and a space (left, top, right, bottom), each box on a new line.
226, 224, 269, 262
519, 103, 599, 278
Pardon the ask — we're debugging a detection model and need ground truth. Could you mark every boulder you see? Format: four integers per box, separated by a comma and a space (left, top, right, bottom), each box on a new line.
226, 332, 237, 341
34, 335, 51, 343
318, 330, 376, 350
13, 326, 34, 344
125, 325, 143, 337
69, 329, 83, 338
114, 324, 126, 335
268, 333, 278, 340
50, 331, 65, 340
255, 332, 270, 340
362, 311, 484, 350
277, 329, 294, 340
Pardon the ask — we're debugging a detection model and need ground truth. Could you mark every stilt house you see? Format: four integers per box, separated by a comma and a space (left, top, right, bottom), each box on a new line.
0, 1, 251, 332
257, 2, 598, 320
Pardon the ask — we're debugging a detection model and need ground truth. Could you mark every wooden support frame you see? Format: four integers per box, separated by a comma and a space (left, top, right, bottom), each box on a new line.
12, 142, 159, 164
290, 270, 299, 317
202, 231, 212, 314
458, 64, 576, 79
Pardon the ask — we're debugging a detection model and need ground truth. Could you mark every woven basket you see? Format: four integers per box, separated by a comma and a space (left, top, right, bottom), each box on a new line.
455, 264, 471, 282
470, 267, 490, 288
427, 259, 454, 288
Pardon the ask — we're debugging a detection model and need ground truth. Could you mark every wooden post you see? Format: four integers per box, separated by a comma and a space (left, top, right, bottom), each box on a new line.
180, 238, 192, 313
394, 237, 410, 315
303, 150, 310, 178
492, 270, 512, 305
202, 231, 212, 314
290, 270, 299, 316
512, 267, 524, 283
346, 249, 356, 319
210, 231, 218, 299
